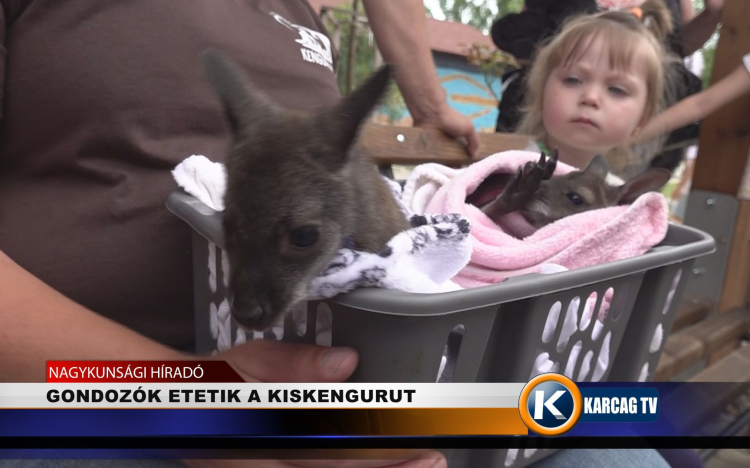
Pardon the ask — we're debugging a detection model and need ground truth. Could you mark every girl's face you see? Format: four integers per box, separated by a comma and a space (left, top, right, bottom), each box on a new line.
541, 36, 650, 163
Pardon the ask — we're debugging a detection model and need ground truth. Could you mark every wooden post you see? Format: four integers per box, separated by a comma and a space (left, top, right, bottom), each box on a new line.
691, 0, 750, 195
719, 202, 750, 312
360, 123, 531, 165
689, 0, 750, 313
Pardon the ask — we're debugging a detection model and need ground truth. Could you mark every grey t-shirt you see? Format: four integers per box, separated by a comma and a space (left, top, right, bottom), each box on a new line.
0, 0, 341, 350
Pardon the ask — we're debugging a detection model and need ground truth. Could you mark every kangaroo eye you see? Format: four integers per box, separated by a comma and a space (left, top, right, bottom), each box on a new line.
567, 192, 584, 206
289, 226, 319, 248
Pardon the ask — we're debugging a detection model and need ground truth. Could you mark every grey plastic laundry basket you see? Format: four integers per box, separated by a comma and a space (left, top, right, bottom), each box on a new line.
167, 189, 715, 468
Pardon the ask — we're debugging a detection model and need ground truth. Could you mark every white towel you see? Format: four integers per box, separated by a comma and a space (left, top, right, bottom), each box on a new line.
401, 163, 463, 216
171, 155, 227, 211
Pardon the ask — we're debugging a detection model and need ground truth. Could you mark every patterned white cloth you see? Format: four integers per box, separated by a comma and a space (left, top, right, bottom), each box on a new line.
172, 155, 473, 299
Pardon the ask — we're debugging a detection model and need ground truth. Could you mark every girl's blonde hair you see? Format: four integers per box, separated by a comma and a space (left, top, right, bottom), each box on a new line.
517, 0, 678, 169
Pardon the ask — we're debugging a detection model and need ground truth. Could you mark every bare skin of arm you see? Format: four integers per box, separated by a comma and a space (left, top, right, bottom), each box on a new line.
362, 0, 479, 157
632, 61, 750, 144
186, 451, 446, 468
0, 249, 359, 383
0, 250, 184, 382
0, 251, 447, 467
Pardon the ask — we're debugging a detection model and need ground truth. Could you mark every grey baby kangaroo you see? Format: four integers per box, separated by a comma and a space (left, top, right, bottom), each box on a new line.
202, 50, 409, 331
467, 151, 671, 228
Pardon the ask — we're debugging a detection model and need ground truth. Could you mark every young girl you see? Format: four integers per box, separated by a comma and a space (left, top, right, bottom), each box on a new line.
516, 0, 677, 182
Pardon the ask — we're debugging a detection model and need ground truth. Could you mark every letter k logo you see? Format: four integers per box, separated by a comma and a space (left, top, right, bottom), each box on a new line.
520, 374, 582, 436
534, 390, 566, 420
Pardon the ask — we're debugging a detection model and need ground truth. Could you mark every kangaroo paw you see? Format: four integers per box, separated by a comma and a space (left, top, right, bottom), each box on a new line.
542, 149, 558, 180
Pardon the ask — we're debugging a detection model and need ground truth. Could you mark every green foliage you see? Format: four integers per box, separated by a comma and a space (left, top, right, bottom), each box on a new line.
692, 0, 718, 89
380, 84, 409, 125
326, 2, 376, 96
433, 0, 522, 103
323, 1, 408, 122
328, 1, 524, 96
701, 38, 717, 88
466, 43, 518, 102
496, 0, 524, 15
435, 0, 522, 34
437, 0, 495, 33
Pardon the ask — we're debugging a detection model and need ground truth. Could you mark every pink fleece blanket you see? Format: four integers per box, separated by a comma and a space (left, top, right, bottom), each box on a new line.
417, 151, 669, 288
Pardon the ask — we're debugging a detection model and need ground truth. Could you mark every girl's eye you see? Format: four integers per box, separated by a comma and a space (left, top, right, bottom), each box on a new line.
609, 86, 628, 97
563, 76, 581, 86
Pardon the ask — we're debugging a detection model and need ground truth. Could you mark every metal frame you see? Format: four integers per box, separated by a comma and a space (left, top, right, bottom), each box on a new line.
683, 190, 739, 311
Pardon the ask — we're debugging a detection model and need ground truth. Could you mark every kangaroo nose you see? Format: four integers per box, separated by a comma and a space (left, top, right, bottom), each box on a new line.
230, 294, 264, 329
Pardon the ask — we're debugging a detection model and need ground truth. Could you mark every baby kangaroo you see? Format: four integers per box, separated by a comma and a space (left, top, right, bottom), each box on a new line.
468, 151, 672, 228
202, 50, 409, 331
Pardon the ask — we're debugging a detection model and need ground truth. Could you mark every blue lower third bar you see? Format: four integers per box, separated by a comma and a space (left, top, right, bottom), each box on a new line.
579, 388, 659, 423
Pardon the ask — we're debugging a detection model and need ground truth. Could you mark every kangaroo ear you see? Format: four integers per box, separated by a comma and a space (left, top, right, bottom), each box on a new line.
615, 167, 672, 204
319, 65, 393, 159
583, 154, 609, 179
202, 49, 279, 135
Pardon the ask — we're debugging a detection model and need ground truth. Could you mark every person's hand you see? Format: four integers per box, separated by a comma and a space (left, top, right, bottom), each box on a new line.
213, 339, 359, 382
413, 102, 480, 158
199, 341, 447, 468
186, 450, 447, 468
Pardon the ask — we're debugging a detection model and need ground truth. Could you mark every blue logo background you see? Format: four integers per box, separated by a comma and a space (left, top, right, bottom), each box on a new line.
579, 388, 660, 422
525, 381, 575, 429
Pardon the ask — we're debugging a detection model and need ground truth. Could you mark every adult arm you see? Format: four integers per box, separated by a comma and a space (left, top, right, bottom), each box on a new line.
0, 249, 359, 383
633, 60, 750, 143
362, 0, 479, 156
